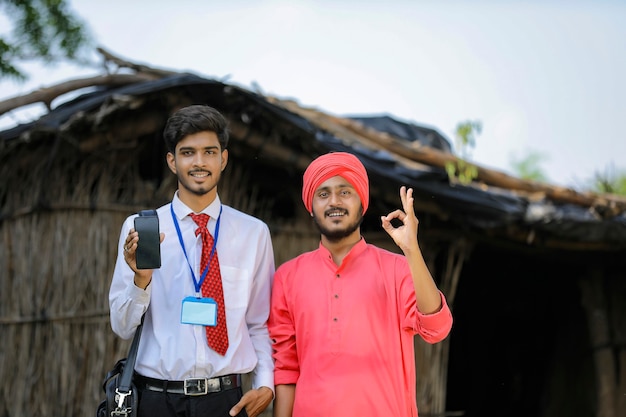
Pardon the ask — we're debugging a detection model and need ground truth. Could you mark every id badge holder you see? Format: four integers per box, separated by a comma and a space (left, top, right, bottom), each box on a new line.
181, 296, 217, 326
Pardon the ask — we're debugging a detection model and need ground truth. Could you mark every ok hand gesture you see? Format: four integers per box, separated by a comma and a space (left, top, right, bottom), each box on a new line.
380, 186, 420, 254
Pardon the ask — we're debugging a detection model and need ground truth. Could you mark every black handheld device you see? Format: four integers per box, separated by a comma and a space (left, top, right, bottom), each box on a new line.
134, 210, 161, 269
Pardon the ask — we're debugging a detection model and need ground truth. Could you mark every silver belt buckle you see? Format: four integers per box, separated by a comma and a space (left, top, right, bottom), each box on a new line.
183, 378, 208, 396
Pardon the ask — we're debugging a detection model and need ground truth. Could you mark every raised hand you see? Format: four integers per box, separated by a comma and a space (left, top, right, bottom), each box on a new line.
380, 186, 420, 254
123, 228, 165, 289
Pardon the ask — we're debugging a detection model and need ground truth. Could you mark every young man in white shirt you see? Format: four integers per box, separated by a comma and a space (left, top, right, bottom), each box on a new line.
110, 104, 274, 417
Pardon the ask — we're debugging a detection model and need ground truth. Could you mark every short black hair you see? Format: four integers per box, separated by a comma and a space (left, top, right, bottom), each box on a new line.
163, 105, 229, 154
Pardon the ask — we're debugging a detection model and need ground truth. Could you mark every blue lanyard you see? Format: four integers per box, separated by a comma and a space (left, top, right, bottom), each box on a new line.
171, 204, 222, 293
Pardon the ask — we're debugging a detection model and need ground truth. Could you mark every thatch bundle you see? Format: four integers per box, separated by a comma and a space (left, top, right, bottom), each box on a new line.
0, 132, 155, 415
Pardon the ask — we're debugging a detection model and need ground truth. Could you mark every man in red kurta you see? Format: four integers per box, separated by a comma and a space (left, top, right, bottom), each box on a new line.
269, 152, 453, 417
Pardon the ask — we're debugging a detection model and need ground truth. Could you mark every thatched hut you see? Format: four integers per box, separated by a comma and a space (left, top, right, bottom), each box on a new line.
1, 51, 625, 417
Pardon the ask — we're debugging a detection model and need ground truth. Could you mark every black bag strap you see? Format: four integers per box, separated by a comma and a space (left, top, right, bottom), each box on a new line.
117, 313, 145, 394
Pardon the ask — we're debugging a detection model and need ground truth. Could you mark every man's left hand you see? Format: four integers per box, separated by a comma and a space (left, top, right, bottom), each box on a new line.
229, 386, 273, 417
381, 186, 419, 254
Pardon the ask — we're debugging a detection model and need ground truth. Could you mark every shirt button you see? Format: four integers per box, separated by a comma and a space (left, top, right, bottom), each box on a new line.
333, 317, 338, 322
334, 294, 339, 298
336, 274, 340, 278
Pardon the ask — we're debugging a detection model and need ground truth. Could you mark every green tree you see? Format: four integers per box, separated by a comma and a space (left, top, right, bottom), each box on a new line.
0, 0, 93, 81
590, 166, 626, 196
445, 120, 482, 184
510, 150, 549, 182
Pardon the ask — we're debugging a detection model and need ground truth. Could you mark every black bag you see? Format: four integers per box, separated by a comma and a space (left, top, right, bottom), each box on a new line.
96, 317, 144, 417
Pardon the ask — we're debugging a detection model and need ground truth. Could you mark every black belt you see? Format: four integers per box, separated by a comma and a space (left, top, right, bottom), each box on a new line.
135, 373, 242, 396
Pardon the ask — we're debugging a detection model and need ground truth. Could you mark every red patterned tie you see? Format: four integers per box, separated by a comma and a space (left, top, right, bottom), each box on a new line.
189, 213, 229, 355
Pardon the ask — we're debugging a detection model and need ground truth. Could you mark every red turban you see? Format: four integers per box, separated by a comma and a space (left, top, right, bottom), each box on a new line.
302, 152, 369, 214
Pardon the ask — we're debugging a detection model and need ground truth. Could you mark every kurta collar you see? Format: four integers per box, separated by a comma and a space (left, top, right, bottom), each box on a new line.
318, 237, 368, 269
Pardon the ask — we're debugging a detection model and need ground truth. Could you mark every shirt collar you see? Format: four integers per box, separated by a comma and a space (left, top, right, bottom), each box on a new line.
171, 191, 222, 221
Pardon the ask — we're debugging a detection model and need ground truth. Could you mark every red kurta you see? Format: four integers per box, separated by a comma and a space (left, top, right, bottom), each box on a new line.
269, 239, 453, 417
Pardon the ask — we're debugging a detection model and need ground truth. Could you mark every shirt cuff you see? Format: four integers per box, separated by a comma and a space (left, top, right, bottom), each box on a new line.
128, 279, 151, 297
274, 369, 300, 386
252, 369, 275, 395
416, 292, 452, 325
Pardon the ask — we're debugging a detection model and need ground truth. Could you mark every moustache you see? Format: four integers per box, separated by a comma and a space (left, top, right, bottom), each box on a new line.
325, 208, 348, 217
189, 170, 211, 176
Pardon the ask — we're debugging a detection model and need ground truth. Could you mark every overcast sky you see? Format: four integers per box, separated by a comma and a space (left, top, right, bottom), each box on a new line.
1, 0, 625, 189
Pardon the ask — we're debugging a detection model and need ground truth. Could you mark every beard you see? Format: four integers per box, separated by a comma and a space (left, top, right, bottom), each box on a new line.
178, 169, 220, 197
312, 208, 363, 242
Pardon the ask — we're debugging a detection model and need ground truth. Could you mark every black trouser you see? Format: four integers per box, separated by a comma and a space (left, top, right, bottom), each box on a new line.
137, 385, 248, 417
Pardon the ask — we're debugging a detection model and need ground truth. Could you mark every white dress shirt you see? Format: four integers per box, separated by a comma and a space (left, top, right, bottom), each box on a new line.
109, 192, 275, 391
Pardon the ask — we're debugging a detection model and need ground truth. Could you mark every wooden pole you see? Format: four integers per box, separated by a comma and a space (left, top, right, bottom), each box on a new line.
579, 268, 617, 417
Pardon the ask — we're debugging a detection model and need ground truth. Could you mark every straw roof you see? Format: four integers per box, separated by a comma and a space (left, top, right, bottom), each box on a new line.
2, 49, 625, 252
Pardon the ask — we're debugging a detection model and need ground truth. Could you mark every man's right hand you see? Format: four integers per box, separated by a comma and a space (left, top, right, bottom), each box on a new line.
123, 228, 164, 289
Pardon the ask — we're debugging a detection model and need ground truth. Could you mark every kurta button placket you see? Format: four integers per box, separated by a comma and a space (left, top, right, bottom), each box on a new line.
330, 270, 342, 350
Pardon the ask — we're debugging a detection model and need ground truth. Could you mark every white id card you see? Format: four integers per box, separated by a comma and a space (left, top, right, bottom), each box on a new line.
181, 296, 217, 326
